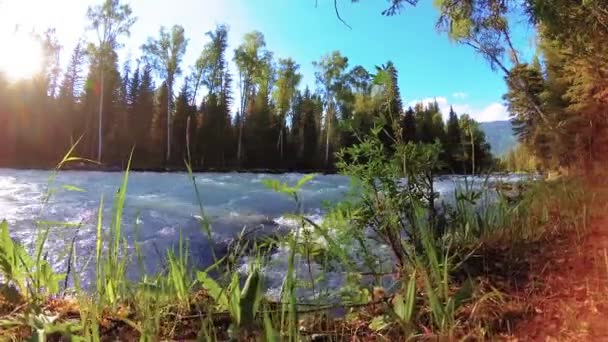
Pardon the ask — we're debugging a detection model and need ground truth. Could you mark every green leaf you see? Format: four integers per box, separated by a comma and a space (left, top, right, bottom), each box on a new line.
196, 271, 228, 309
393, 270, 416, 323
372, 69, 390, 86
36, 221, 81, 228
229, 272, 241, 325
393, 294, 407, 320
263, 311, 278, 342
62, 157, 99, 165
62, 185, 86, 192
240, 267, 263, 327
369, 315, 391, 332
422, 268, 445, 330
261, 179, 296, 197
295, 174, 317, 190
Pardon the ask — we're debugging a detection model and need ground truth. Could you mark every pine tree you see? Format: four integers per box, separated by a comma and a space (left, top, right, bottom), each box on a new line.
111, 59, 132, 162
57, 40, 86, 149
244, 91, 277, 168
298, 88, 321, 169
195, 24, 233, 168
150, 81, 169, 166
172, 81, 195, 164
401, 107, 416, 142
415, 103, 435, 143
219, 68, 234, 166
445, 106, 462, 172
127, 61, 140, 115
133, 63, 155, 164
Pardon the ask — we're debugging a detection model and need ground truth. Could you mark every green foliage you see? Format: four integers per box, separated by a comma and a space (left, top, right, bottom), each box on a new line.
273, 58, 302, 164
142, 24, 188, 163
85, 0, 136, 162
501, 144, 538, 172
314, 51, 350, 167
197, 264, 264, 337
445, 106, 462, 170
166, 234, 192, 304
0, 220, 35, 298
194, 25, 233, 168
391, 270, 417, 328
262, 173, 316, 202
0, 311, 82, 342
171, 81, 196, 164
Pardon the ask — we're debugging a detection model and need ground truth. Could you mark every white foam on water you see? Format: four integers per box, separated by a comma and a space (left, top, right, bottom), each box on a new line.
0, 168, 532, 292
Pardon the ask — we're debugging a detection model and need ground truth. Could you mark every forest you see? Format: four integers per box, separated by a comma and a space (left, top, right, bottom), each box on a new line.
0, 4, 494, 172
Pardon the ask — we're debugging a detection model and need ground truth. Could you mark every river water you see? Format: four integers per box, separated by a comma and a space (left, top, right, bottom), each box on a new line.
0, 169, 526, 299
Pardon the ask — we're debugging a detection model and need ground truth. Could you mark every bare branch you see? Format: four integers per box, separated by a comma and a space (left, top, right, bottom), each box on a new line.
502, 28, 521, 66
463, 40, 510, 75
334, 0, 352, 30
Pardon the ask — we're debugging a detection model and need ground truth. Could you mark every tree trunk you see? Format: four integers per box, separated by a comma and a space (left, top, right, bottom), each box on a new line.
278, 123, 284, 165
470, 126, 475, 174
97, 69, 104, 163
325, 104, 331, 167
236, 74, 247, 167
237, 120, 244, 166
166, 81, 171, 165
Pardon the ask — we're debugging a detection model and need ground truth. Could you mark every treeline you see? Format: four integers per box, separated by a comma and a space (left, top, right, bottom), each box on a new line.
0, 0, 494, 172
500, 145, 538, 173
502, 1, 608, 172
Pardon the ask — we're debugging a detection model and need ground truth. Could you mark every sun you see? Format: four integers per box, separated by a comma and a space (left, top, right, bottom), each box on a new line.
0, 31, 43, 81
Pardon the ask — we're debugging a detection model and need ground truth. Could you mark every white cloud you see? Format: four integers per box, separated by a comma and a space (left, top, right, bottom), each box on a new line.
452, 92, 468, 99
405, 96, 509, 123
475, 103, 509, 122
406, 96, 447, 108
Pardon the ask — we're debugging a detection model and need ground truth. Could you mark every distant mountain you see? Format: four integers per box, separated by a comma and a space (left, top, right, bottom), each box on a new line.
479, 120, 518, 157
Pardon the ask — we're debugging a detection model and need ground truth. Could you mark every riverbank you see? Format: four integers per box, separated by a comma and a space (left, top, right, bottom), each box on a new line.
1, 162, 533, 178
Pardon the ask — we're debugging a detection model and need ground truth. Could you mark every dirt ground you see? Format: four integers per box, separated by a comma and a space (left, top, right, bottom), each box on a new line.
506, 213, 608, 341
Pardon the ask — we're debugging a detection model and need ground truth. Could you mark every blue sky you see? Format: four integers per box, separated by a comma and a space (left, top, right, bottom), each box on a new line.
0, 0, 537, 121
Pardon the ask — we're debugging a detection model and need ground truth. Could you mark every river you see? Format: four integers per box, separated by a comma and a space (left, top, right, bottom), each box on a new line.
0, 169, 527, 299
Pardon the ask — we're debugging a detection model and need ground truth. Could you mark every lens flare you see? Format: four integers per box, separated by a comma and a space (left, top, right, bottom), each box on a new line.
0, 31, 43, 81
